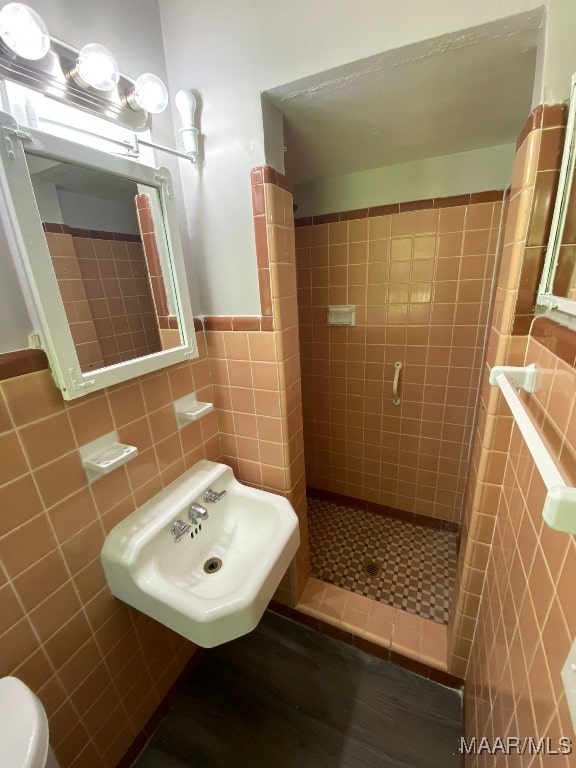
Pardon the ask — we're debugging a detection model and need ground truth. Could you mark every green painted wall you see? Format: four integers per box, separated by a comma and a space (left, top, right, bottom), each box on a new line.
294, 143, 515, 218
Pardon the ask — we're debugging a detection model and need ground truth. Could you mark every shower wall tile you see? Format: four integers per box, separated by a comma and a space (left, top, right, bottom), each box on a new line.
296, 194, 504, 524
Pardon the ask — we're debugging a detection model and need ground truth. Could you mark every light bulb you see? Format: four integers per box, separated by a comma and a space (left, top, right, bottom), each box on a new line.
175, 89, 196, 129
174, 90, 199, 159
129, 73, 168, 114
0, 3, 49, 60
72, 43, 119, 92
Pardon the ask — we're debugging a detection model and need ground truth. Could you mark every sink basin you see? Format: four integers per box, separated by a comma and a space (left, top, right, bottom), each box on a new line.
101, 460, 300, 647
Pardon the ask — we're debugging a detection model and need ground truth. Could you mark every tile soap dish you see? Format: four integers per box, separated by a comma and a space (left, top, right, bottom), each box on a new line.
79, 430, 138, 483
174, 392, 214, 428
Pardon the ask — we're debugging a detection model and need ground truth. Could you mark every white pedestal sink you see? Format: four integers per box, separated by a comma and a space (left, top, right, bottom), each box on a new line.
101, 460, 300, 647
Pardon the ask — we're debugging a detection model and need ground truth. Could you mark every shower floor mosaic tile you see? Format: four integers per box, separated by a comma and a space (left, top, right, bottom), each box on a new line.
308, 496, 457, 624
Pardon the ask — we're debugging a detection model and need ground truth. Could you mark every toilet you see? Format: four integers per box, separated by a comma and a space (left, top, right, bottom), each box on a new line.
0, 677, 61, 768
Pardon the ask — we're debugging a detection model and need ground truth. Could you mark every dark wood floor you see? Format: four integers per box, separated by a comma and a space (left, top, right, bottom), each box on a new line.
133, 612, 462, 768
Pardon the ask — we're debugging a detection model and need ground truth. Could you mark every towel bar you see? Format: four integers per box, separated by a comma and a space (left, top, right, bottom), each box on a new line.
489, 364, 576, 534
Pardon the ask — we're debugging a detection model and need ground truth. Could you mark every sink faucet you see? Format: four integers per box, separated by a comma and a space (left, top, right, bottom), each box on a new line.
188, 502, 209, 524
204, 488, 227, 503
171, 519, 191, 542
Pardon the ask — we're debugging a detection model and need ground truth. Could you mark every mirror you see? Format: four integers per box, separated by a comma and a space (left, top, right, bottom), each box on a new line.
0, 110, 198, 398
538, 73, 576, 315
27, 158, 181, 371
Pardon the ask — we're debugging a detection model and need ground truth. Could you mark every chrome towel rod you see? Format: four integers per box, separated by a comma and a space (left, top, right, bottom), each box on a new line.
489, 364, 576, 534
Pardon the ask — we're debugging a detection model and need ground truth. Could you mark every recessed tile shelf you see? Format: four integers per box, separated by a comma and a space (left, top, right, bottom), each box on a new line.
79, 430, 138, 483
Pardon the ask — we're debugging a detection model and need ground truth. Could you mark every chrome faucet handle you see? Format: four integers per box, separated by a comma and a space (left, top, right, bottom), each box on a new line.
204, 488, 227, 503
171, 519, 191, 542
188, 502, 209, 523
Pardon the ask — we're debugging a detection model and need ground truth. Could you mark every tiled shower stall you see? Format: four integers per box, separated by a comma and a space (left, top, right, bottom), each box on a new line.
296, 194, 504, 522
293, 193, 505, 636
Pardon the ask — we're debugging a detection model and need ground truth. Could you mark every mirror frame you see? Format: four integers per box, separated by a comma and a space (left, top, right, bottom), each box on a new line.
0, 110, 198, 399
537, 72, 576, 317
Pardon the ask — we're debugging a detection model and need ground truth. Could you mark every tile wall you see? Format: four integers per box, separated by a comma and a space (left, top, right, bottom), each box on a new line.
0, 165, 308, 766
208, 166, 310, 606
465, 328, 576, 768
445, 104, 576, 763
449, 104, 567, 677
295, 194, 503, 524
135, 194, 180, 341
44, 224, 162, 371
0, 337, 218, 767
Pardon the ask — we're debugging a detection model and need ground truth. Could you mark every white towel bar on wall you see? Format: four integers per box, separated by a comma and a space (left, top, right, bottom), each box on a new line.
489, 364, 576, 534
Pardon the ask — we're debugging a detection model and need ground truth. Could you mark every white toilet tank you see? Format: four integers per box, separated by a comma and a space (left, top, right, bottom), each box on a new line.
0, 677, 61, 768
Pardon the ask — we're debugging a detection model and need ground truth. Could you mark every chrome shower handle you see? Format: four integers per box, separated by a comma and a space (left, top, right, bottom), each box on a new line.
392, 361, 402, 406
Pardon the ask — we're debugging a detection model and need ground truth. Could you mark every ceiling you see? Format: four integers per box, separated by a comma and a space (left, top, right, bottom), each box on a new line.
265, 15, 540, 185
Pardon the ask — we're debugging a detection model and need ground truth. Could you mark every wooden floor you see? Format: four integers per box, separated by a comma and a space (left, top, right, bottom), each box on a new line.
133, 612, 462, 768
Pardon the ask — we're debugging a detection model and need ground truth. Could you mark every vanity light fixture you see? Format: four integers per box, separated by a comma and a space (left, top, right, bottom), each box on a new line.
71, 43, 119, 92
0, 3, 49, 61
128, 73, 169, 114
0, 5, 202, 160
175, 89, 199, 161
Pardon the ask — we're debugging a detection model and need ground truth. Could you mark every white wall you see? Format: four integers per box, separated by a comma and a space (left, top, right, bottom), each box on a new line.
3, 0, 576, 351
294, 144, 515, 218
158, 0, 548, 315
31, 182, 141, 234
0, 0, 201, 353
539, 0, 576, 103
56, 190, 140, 234
31, 180, 63, 225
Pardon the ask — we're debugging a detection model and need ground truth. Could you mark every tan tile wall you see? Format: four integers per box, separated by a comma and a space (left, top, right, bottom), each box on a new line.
0, 165, 308, 766
46, 227, 164, 371
450, 105, 568, 677
135, 194, 178, 336
72, 233, 162, 367
207, 326, 309, 604
448, 104, 575, 762
46, 230, 106, 371
510, 115, 566, 334
0, 334, 219, 768
209, 171, 310, 605
465, 337, 576, 767
296, 200, 503, 523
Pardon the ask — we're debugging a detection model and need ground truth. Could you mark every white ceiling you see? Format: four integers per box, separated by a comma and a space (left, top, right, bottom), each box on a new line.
265, 17, 540, 185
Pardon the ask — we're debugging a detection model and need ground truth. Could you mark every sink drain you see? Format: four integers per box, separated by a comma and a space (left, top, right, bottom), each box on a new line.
203, 557, 222, 574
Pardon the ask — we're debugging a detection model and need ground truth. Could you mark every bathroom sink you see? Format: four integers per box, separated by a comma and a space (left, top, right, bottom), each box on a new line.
101, 460, 300, 647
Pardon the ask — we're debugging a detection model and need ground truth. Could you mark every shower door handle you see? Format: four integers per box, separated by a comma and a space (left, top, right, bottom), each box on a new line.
392, 361, 402, 406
